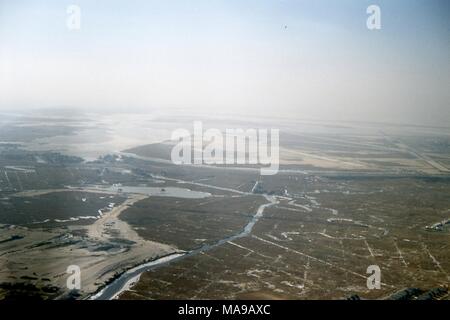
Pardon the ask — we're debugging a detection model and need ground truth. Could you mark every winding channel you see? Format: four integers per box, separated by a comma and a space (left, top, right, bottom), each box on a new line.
91, 194, 278, 300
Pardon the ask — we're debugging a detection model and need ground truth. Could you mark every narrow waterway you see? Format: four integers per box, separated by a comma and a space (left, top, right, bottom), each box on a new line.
91, 194, 277, 300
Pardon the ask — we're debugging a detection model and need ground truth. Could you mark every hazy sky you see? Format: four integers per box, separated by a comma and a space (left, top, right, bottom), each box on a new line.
1, 0, 449, 126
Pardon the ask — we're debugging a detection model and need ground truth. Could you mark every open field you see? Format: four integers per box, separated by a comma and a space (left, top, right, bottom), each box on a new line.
120, 173, 450, 300
0, 191, 126, 227
121, 195, 267, 250
0, 113, 449, 300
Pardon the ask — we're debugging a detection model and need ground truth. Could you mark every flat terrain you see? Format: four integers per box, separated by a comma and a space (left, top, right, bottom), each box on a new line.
0, 191, 126, 227
0, 113, 449, 300
120, 174, 450, 300
121, 195, 266, 251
